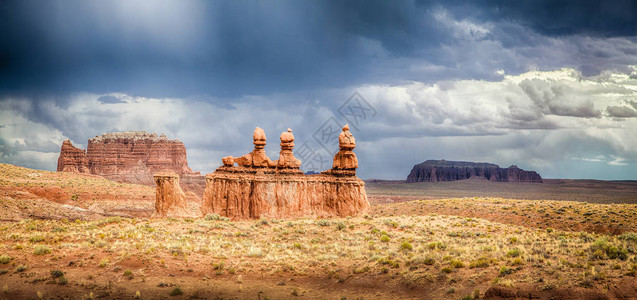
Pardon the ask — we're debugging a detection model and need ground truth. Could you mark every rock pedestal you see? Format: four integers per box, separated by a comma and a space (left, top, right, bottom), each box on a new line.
153, 171, 189, 218
200, 125, 370, 220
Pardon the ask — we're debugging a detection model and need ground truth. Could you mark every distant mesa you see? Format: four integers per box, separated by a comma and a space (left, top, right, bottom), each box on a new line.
57, 131, 205, 195
407, 159, 542, 183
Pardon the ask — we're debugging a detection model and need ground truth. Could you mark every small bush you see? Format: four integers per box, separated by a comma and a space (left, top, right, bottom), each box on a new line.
14, 265, 27, 273
380, 235, 390, 242
99, 258, 109, 267
33, 245, 51, 255
423, 257, 435, 265
400, 241, 413, 251
205, 214, 220, 221
469, 257, 491, 268
499, 266, 512, 277
170, 287, 183, 296
427, 241, 446, 250
441, 267, 453, 273
123, 270, 133, 279
450, 259, 464, 268
336, 222, 346, 231
506, 248, 521, 258
50, 270, 64, 278
590, 238, 628, 260
0, 255, 11, 264
316, 219, 330, 227
29, 235, 45, 243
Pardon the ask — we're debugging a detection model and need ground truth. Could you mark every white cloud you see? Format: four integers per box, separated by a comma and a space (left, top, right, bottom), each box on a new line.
1, 67, 636, 180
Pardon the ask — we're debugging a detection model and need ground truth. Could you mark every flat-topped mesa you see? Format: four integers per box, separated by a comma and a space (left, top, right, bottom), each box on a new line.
201, 125, 370, 219
152, 170, 189, 218
406, 159, 543, 183
57, 131, 205, 195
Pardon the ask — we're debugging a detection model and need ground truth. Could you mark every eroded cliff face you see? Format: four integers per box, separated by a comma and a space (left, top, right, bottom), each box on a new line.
57, 132, 205, 195
57, 140, 89, 174
199, 125, 370, 220
406, 160, 542, 183
201, 170, 369, 219
153, 170, 190, 218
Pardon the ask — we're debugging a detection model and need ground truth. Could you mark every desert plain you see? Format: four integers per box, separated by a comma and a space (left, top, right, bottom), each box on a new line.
0, 163, 635, 299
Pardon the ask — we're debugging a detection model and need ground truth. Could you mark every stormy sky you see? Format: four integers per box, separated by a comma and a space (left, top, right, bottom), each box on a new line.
1, 0, 637, 180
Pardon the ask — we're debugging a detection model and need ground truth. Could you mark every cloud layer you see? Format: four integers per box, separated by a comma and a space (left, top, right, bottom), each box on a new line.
2, 67, 636, 180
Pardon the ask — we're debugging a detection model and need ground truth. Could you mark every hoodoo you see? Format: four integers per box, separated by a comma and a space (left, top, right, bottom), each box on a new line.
200, 125, 370, 220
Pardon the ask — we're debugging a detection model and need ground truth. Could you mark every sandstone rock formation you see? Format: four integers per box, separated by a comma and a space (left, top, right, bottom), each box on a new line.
57, 140, 89, 173
201, 125, 370, 219
152, 170, 189, 218
56, 132, 205, 195
324, 124, 358, 176
406, 160, 542, 183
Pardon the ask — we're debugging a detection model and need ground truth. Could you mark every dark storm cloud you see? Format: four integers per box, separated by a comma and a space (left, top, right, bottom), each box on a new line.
1, 0, 636, 98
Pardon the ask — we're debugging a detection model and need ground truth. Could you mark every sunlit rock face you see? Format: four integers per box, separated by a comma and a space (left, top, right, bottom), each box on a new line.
201, 126, 370, 220
56, 132, 205, 195
153, 170, 189, 218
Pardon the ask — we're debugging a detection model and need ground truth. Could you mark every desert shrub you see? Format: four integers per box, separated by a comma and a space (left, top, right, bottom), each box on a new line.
618, 232, 637, 242
50, 270, 64, 278
511, 258, 524, 266
499, 266, 512, 276
427, 241, 446, 250
29, 235, 45, 243
204, 214, 220, 221
441, 267, 453, 273
380, 235, 390, 242
377, 257, 399, 268
33, 245, 51, 255
0, 255, 11, 264
335, 222, 346, 231
169, 287, 183, 296
98, 216, 122, 226
506, 248, 521, 258
469, 257, 491, 268
590, 238, 628, 260
353, 265, 370, 274
423, 257, 435, 265
450, 259, 464, 268
99, 258, 109, 267
315, 219, 330, 227
509, 237, 518, 243
257, 218, 269, 226
400, 241, 413, 251
14, 265, 27, 273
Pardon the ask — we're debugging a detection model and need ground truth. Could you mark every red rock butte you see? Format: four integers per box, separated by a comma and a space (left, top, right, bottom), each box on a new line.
57, 131, 205, 195
199, 125, 370, 219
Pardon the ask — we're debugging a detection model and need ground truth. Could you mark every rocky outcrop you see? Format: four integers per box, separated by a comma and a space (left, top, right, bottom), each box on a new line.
407, 160, 542, 183
57, 140, 89, 173
201, 125, 370, 219
153, 171, 189, 218
57, 132, 205, 195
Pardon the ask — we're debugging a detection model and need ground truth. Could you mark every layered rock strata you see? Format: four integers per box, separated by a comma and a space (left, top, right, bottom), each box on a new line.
407, 160, 542, 183
56, 132, 205, 195
201, 126, 370, 219
153, 171, 189, 218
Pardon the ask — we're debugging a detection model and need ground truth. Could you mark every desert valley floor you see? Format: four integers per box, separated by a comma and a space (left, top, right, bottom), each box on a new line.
0, 163, 636, 299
